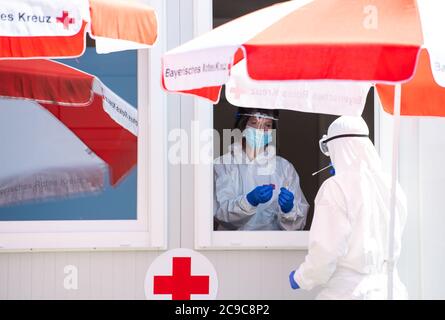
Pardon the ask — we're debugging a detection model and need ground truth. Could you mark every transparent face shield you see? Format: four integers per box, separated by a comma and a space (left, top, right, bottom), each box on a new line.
241, 114, 277, 151
237, 112, 279, 122
245, 116, 275, 131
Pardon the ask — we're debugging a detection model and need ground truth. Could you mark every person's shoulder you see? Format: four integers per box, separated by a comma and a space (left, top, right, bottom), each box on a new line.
214, 151, 233, 165
275, 155, 293, 168
316, 176, 344, 201
319, 176, 338, 189
315, 176, 348, 214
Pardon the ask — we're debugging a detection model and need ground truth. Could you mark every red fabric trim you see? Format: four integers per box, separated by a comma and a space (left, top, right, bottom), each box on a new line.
161, 72, 221, 104
0, 59, 94, 105
377, 49, 445, 117
0, 21, 88, 59
232, 48, 244, 66
243, 44, 420, 82
178, 87, 221, 103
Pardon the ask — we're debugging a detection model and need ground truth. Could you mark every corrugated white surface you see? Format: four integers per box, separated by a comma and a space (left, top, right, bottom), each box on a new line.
0, 251, 317, 299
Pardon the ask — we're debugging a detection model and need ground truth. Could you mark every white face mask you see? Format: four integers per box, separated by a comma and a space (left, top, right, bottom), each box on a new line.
243, 126, 273, 149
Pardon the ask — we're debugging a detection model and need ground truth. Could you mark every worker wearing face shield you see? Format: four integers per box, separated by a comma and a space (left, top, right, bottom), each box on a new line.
289, 116, 408, 300
213, 107, 309, 231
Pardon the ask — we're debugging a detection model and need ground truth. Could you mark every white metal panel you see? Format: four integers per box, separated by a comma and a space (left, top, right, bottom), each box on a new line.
378, 103, 445, 299
6, 253, 32, 299
145, 0, 168, 249
90, 252, 113, 299
134, 251, 155, 298
111, 252, 136, 299
378, 103, 423, 299
240, 252, 262, 299
398, 117, 422, 299
180, 0, 198, 250
0, 254, 7, 299
209, 250, 317, 299
30, 253, 57, 299
418, 117, 445, 299
64, 252, 91, 300
166, 0, 182, 250
210, 251, 242, 299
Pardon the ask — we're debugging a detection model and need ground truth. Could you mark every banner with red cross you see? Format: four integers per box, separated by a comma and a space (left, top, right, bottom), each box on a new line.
0, 0, 89, 58
0, 0, 158, 59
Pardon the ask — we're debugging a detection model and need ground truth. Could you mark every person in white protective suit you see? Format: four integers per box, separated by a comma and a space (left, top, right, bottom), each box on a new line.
213, 108, 309, 231
289, 116, 408, 299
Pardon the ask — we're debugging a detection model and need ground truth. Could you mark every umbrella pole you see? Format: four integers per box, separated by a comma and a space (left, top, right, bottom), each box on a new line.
388, 83, 402, 300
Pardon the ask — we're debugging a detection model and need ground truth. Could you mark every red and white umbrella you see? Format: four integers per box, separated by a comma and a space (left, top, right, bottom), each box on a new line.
0, 59, 137, 206
162, 0, 444, 114
0, 0, 158, 59
162, 0, 445, 299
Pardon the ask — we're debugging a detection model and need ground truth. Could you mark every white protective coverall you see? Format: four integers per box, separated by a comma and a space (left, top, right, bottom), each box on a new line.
214, 142, 309, 230
293, 116, 408, 299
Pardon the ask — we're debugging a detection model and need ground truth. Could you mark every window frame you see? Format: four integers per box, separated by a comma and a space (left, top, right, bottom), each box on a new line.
0, 1, 168, 251
193, 95, 310, 250
192, 0, 309, 250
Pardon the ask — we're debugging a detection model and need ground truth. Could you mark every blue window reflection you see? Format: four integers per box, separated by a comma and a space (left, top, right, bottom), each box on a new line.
0, 48, 137, 221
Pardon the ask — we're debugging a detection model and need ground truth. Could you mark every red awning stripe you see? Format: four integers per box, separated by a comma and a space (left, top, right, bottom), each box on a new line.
0, 22, 89, 59
0, 59, 94, 105
243, 44, 421, 82
377, 49, 445, 116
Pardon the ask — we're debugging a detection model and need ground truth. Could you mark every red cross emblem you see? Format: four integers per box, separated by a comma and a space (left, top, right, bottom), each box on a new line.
153, 257, 210, 300
229, 85, 248, 99
56, 11, 75, 30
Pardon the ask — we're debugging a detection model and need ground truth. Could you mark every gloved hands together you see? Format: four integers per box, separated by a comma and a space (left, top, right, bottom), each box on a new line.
247, 185, 294, 212
246, 184, 274, 206
279, 187, 294, 213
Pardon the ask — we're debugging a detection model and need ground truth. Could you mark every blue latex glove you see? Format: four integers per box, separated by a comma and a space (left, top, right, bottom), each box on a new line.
329, 162, 336, 176
246, 184, 274, 206
278, 187, 294, 213
289, 270, 300, 290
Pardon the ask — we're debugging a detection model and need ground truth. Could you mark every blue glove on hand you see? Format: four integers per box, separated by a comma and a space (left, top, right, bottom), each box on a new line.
289, 270, 300, 290
246, 184, 274, 207
279, 187, 294, 213
329, 161, 336, 176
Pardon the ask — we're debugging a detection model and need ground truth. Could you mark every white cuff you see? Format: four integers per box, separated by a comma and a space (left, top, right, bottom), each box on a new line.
279, 209, 297, 220
279, 204, 300, 220
239, 195, 257, 215
294, 268, 309, 291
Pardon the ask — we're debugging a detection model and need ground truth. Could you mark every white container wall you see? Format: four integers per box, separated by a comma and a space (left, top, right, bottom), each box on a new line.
378, 107, 445, 299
